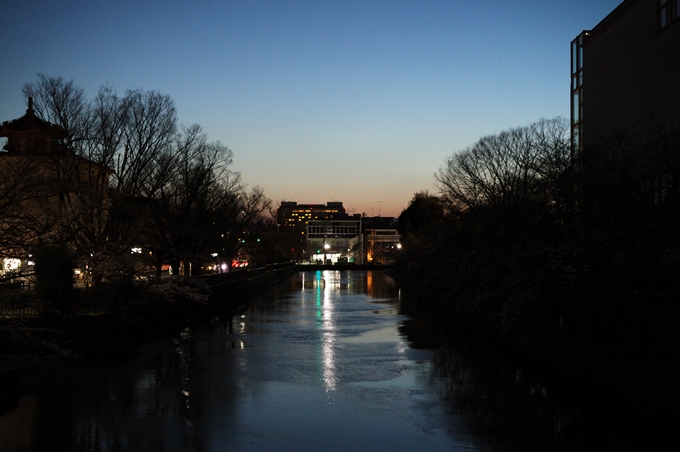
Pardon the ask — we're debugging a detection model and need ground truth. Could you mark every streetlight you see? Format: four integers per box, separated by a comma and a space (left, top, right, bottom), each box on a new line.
324, 242, 330, 265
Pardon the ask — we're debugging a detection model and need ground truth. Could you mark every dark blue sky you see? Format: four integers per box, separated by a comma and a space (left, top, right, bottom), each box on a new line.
0, 0, 622, 216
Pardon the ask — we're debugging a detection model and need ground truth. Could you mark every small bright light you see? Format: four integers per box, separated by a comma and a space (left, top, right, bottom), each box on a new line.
131, 247, 142, 254
211, 253, 218, 258
397, 243, 402, 249
221, 263, 228, 271
324, 243, 330, 250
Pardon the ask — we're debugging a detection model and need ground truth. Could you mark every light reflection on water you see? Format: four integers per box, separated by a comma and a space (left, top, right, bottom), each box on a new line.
1, 270, 677, 451
320, 271, 337, 392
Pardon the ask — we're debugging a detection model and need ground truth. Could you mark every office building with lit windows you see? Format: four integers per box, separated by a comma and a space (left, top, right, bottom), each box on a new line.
277, 201, 349, 259
571, 0, 680, 161
277, 201, 347, 239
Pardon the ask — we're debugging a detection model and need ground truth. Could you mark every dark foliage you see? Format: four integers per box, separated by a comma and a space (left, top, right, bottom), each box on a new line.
33, 243, 75, 315
394, 118, 680, 393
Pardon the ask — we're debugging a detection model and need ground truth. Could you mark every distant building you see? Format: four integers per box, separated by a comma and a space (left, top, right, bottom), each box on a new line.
306, 219, 361, 264
363, 228, 401, 264
277, 201, 348, 258
571, 0, 680, 160
277, 201, 347, 236
306, 218, 401, 264
276, 201, 401, 263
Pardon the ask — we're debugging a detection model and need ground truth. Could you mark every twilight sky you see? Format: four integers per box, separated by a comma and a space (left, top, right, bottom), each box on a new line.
0, 0, 621, 217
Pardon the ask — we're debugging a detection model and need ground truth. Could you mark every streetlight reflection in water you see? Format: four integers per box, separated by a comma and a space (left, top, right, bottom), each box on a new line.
314, 270, 337, 392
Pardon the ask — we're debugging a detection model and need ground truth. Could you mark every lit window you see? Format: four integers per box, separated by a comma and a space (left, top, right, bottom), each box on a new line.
3, 258, 21, 272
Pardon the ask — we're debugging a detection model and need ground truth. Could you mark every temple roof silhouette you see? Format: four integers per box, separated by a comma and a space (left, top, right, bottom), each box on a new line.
1, 97, 65, 134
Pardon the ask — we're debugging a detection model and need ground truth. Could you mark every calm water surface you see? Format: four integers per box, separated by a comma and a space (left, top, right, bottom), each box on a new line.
0, 270, 677, 451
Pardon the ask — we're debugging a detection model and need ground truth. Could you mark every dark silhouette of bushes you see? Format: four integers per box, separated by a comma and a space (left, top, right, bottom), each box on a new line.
394, 118, 680, 388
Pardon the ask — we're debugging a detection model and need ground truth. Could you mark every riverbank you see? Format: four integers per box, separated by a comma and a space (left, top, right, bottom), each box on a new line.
389, 270, 680, 414
0, 263, 298, 363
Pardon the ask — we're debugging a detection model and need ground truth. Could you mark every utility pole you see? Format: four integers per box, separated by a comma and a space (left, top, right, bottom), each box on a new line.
359, 215, 363, 264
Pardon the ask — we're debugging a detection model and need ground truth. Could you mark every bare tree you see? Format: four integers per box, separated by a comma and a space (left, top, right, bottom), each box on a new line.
144, 125, 240, 276
22, 73, 91, 152
223, 185, 273, 264
436, 117, 571, 220
20, 76, 179, 283
93, 88, 178, 271
16, 74, 275, 284
115, 89, 177, 199
0, 154, 49, 261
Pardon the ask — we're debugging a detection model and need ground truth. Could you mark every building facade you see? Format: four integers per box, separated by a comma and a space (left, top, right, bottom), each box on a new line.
363, 228, 401, 264
277, 201, 348, 259
276, 200, 403, 263
306, 219, 361, 264
278, 201, 347, 237
571, 0, 680, 160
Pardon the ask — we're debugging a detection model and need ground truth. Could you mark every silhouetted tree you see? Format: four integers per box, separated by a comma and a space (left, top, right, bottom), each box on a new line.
0, 153, 49, 260
396, 117, 574, 334
239, 205, 283, 267
22, 73, 90, 151
435, 117, 570, 225
144, 124, 239, 276
397, 191, 444, 244
17, 74, 273, 286
218, 186, 273, 267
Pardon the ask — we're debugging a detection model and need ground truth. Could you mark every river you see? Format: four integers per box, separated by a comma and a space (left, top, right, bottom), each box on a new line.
0, 270, 676, 451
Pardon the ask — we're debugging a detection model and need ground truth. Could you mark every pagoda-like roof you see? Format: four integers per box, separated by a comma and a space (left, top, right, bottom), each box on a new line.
0, 97, 67, 139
